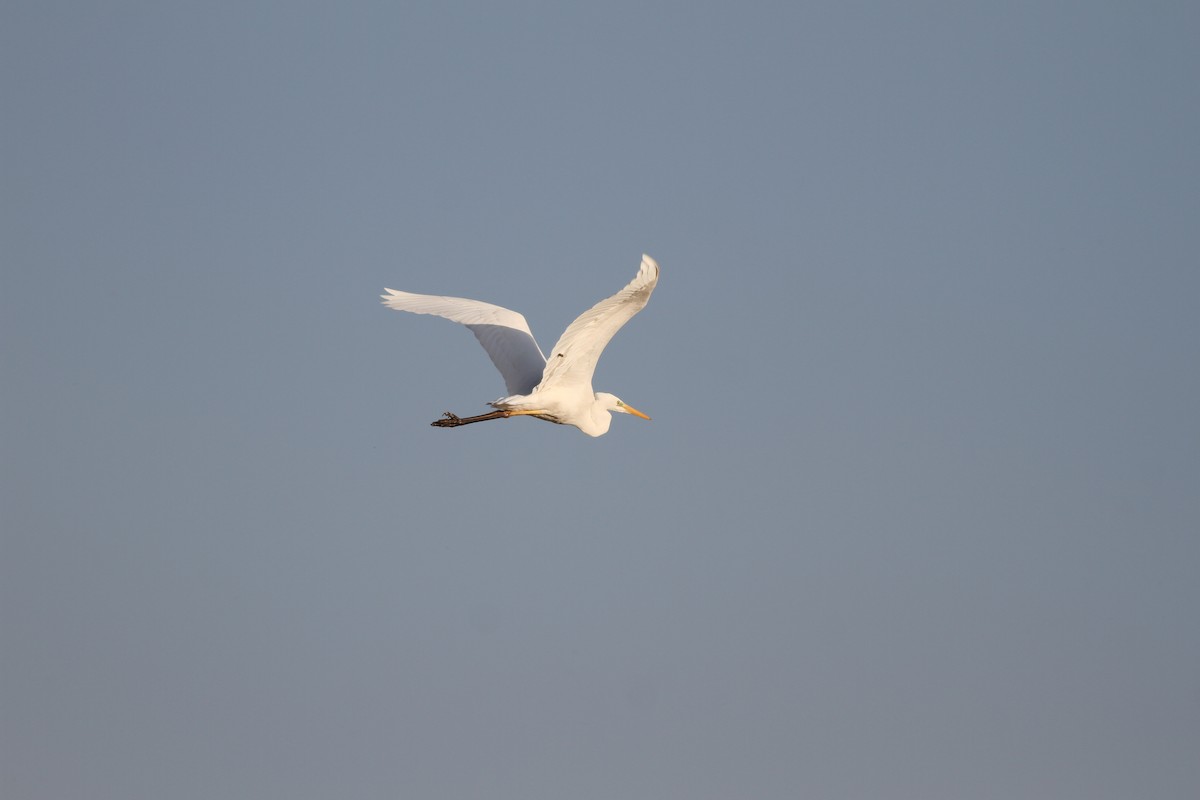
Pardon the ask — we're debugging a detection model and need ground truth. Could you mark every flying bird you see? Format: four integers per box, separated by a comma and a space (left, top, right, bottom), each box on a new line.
381, 254, 660, 437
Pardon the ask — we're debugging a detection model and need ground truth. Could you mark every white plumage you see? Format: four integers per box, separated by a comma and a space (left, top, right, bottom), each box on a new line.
382, 254, 660, 437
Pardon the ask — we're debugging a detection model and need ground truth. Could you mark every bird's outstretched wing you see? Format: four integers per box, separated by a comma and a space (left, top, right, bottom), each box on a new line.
536, 255, 660, 393
380, 289, 547, 395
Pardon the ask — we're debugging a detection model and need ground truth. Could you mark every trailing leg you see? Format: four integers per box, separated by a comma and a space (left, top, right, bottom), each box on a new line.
430, 410, 510, 428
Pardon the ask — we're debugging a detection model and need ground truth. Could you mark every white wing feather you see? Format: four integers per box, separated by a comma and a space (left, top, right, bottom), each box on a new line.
535, 255, 660, 393
380, 289, 547, 395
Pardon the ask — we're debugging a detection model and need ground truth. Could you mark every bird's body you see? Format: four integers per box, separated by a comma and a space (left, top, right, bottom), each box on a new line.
381, 254, 659, 437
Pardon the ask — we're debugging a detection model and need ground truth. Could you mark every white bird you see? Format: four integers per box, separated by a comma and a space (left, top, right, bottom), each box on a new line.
381, 254, 660, 437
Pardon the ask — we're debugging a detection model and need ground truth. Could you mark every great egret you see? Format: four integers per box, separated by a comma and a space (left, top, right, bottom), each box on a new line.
381, 254, 659, 437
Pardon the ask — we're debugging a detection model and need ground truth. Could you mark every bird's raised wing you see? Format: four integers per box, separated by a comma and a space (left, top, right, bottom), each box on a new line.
536, 255, 660, 393
380, 289, 547, 395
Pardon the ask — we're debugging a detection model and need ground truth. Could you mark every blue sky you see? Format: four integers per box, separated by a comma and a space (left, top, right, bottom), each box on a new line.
3, 2, 1198, 798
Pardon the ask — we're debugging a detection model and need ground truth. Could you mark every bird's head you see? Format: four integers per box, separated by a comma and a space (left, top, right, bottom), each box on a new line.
595, 392, 651, 421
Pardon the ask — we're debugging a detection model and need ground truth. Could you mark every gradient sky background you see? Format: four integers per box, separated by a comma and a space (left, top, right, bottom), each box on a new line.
3, 2, 1198, 798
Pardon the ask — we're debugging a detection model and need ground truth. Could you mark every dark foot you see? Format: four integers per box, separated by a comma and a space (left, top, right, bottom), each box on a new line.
430, 409, 510, 428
